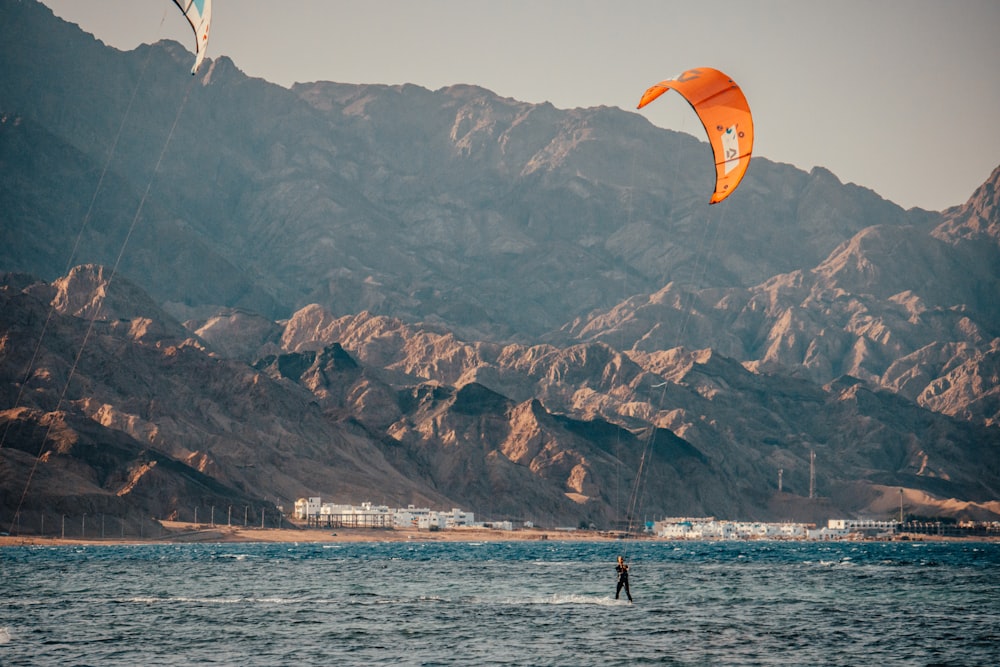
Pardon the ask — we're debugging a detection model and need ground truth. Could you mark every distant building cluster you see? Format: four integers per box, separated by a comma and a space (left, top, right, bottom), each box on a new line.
654, 517, 813, 540
294, 498, 506, 531
653, 517, 905, 540
294, 498, 1000, 540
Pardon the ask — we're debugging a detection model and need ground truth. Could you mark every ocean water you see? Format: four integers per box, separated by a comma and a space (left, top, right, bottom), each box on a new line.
1, 539, 998, 666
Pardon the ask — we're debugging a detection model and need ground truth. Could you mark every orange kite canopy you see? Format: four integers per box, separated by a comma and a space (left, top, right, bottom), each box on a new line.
638, 67, 754, 204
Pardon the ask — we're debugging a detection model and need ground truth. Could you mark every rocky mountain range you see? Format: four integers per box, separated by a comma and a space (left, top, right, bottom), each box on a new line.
1, 0, 998, 533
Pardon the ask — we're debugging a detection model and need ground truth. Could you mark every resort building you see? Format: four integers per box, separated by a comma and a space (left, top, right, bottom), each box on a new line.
293, 497, 321, 520
826, 519, 898, 538
654, 518, 811, 540
294, 499, 475, 531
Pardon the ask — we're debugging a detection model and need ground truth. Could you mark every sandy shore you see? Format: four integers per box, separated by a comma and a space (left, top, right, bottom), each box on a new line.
0, 521, 623, 547
2, 522, 993, 548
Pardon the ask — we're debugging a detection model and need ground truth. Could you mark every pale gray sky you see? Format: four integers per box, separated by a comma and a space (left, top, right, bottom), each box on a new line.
41, 0, 1000, 211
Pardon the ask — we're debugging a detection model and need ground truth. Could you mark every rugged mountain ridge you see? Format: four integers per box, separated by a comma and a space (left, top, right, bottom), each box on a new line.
564, 168, 1000, 427
0, 269, 458, 529
4, 269, 998, 530
1, 1, 998, 530
2, 0, 942, 339
243, 302, 1000, 509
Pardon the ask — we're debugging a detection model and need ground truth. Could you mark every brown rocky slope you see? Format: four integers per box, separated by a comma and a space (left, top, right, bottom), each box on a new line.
3, 263, 999, 531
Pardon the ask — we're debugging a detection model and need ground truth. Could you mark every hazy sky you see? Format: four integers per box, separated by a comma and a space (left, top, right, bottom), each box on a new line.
41, 0, 1000, 211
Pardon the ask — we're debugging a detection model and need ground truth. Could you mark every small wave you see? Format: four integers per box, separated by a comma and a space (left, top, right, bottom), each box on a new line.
503, 594, 628, 607
172, 596, 244, 604
250, 597, 302, 605
123, 596, 245, 605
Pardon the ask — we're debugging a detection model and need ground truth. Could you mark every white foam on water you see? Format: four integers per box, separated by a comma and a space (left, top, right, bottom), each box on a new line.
499, 593, 628, 607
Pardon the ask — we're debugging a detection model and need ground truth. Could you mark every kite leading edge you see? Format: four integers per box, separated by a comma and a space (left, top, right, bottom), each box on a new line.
638, 67, 753, 204
172, 0, 212, 75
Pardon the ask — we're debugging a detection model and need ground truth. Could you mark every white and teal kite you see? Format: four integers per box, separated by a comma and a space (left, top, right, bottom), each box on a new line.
172, 0, 212, 74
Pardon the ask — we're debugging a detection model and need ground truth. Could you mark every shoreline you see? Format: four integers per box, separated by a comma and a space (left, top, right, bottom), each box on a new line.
0, 521, 623, 547
1, 521, 995, 547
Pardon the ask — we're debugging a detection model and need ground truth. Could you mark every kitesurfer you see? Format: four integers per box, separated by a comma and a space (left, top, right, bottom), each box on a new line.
615, 555, 633, 602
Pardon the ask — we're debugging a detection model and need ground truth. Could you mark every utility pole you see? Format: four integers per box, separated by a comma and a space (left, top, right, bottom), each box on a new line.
899, 488, 904, 524
809, 450, 816, 499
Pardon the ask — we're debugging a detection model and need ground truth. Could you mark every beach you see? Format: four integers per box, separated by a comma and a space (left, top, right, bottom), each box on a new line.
2, 520, 992, 548
0, 520, 621, 547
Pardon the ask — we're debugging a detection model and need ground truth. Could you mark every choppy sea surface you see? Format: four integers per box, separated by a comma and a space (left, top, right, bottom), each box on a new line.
1, 539, 998, 666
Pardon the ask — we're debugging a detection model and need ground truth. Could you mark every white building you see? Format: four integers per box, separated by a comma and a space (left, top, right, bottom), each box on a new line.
393, 505, 433, 529
440, 508, 476, 528
807, 525, 850, 540
653, 518, 812, 540
390, 506, 476, 530
483, 520, 513, 531
776, 523, 808, 539
320, 501, 391, 518
828, 519, 898, 532
657, 521, 700, 539
826, 519, 898, 538
296, 498, 482, 531
294, 497, 321, 520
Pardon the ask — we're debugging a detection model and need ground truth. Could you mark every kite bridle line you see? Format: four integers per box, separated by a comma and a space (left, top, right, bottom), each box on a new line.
5, 15, 197, 536
619, 103, 733, 562
617, 106, 689, 560
613, 147, 640, 540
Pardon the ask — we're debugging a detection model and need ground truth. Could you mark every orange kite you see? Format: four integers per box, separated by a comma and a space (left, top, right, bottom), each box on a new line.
638, 67, 754, 204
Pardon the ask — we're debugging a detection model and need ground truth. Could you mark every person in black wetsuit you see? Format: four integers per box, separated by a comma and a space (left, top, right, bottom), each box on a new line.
615, 555, 633, 602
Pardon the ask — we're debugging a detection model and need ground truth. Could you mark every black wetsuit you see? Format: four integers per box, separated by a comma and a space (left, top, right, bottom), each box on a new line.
615, 562, 632, 602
